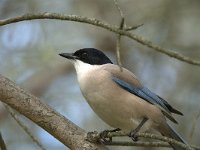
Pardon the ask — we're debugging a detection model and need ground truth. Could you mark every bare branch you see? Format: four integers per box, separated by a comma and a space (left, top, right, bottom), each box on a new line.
87, 131, 196, 150
125, 23, 144, 31
105, 141, 200, 150
116, 32, 123, 70
189, 109, 200, 141
109, 132, 194, 150
4, 105, 46, 150
0, 132, 7, 150
0, 13, 200, 66
106, 141, 169, 147
113, 0, 124, 70
0, 74, 106, 150
113, 0, 124, 19
0, 74, 199, 149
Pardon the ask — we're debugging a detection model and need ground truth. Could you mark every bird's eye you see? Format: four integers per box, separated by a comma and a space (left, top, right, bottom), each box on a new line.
82, 52, 88, 57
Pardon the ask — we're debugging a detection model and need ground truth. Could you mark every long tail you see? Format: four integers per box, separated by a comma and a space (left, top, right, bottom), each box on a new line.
160, 123, 187, 150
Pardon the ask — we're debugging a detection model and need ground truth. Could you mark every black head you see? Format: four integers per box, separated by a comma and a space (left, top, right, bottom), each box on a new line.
59, 48, 113, 65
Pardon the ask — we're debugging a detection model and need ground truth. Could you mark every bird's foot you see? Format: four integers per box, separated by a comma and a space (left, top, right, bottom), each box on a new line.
128, 117, 148, 141
100, 128, 121, 143
128, 130, 138, 141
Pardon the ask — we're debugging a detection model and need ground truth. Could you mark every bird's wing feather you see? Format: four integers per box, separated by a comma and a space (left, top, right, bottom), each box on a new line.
112, 76, 178, 124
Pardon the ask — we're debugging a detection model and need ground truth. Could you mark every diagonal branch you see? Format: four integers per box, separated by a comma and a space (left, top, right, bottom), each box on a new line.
1, 73, 200, 149
0, 74, 106, 150
189, 109, 200, 141
0, 132, 7, 150
4, 105, 46, 150
0, 13, 200, 66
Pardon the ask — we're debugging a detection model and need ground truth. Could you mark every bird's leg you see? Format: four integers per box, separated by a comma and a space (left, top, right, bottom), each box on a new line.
100, 128, 121, 143
129, 117, 148, 141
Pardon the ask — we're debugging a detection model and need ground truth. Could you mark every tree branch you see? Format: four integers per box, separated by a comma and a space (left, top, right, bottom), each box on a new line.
106, 141, 170, 147
189, 109, 200, 142
0, 132, 7, 150
1, 73, 199, 149
0, 74, 106, 150
4, 105, 46, 150
107, 132, 195, 150
113, 0, 124, 70
0, 13, 200, 66
0, 12, 200, 150
87, 131, 198, 150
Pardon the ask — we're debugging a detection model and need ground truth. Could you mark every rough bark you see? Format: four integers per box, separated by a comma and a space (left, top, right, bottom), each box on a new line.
0, 74, 106, 150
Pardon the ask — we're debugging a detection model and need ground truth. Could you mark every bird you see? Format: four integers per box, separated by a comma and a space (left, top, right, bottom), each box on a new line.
59, 48, 187, 150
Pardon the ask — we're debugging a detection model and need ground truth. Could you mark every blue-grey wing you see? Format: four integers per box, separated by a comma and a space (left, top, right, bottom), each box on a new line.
101, 63, 183, 123
112, 76, 179, 123
112, 76, 183, 123
112, 76, 170, 112
113, 76, 182, 114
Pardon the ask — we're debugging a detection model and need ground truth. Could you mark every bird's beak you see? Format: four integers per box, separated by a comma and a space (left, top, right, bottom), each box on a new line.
59, 53, 77, 60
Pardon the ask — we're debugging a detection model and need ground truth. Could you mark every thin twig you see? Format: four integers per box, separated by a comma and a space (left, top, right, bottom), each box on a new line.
0, 132, 7, 150
113, 0, 124, 71
0, 13, 200, 66
106, 141, 170, 147
125, 23, 144, 31
4, 105, 46, 150
116, 30, 123, 71
114, 0, 143, 31
136, 133, 194, 150
108, 132, 194, 150
113, 0, 124, 19
87, 131, 198, 150
189, 109, 200, 142
106, 141, 200, 150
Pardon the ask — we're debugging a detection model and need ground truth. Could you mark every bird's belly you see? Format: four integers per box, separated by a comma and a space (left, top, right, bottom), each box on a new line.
81, 84, 153, 131
85, 93, 135, 129
78, 70, 157, 132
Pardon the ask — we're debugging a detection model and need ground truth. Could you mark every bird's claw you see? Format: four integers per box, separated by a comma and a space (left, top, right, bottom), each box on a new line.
99, 128, 121, 143
129, 130, 138, 141
99, 130, 113, 143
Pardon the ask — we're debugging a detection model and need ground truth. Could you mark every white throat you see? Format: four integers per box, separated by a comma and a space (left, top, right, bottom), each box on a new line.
73, 60, 95, 78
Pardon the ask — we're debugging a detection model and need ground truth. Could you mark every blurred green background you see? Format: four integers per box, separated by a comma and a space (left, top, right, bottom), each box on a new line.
0, 0, 200, 150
